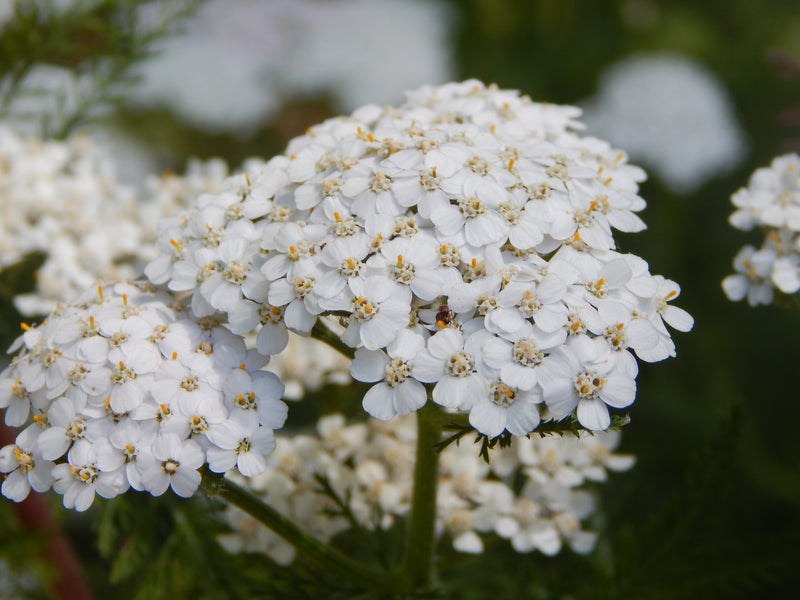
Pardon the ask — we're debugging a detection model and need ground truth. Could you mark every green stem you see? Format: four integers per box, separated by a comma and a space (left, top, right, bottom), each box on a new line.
310, 319, 355, 359
201, 471, 392, 592
401, 402, 444, 591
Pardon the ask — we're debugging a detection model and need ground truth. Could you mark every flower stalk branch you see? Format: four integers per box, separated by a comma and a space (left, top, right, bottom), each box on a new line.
201, 470, 393, 592
311, 319, 356, 360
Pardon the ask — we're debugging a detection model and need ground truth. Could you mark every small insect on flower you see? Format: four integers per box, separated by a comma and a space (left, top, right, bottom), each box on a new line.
435, 304, 454, 329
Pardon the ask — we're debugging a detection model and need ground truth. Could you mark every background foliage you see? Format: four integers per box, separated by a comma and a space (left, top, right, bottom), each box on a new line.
1, 0, 800, 598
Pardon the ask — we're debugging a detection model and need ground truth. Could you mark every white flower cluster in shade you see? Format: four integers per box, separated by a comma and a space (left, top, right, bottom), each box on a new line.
581, 52, 746, 193
147, 80, 692, 435
0, 124, 241, 317
219, 413, 635, 562
0, 282, 287, 511
132, 0, 454, 133
723, 154, 800, 306
269, 335, 351, 401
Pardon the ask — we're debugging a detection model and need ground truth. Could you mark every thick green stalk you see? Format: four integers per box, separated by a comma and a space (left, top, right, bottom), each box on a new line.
201, 472, 393, 592
401, 402, 444, 591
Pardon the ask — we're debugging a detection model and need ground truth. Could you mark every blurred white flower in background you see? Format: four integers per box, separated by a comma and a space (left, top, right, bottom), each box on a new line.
131, 0, 455, 134
581, 52, 746, 193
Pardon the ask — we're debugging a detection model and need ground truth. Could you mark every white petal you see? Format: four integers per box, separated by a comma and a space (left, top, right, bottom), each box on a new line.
362, 383, 396, 421
577, 399, 610, 431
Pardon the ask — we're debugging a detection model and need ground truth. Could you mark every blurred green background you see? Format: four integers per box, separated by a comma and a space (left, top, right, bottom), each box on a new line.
2, 0, 800, 598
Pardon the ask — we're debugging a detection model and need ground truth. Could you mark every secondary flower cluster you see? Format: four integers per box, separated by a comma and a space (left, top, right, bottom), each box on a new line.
723, 154, 800, 305
147, 80, 692, 435
0, 124, 239, 317
219, 412, 634, 563
0, 282, 287, 511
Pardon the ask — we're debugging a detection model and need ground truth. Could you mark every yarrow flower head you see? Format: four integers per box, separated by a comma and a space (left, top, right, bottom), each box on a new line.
723, 154, 800, 306
143, 79, 691, 438
0, 282, 287, 510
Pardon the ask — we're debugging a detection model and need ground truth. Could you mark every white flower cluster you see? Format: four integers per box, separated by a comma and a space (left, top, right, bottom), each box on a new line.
0, 124, 243, 317
0, 126, 134, 314
582, 52, 745, 193
723, 154, 800, 306
0, 282, 287, 511
219, 412, 635, 562
147, 80, 692, 435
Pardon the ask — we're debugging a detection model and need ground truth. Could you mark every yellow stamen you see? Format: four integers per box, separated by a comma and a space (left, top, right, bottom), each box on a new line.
159, 403, 168, 412
81, 472, 90, 480
289, 245, 296, 254
169, 239, 180, 250
471, 258, 477, 268
367, 133, 375, 142
665, 290, 677, 300
125, 444, 134, 452
271, 306, 281, 314
616, 323, 624, 330
581, 385, 590, 394
490, 124, 496, 133
118, 361, 124, 369
396, 255, 403, 267
244, 172, 250, 186
334, 212, 341, 222
589, 200, 598, 212
33, 415, 45, 423
364, 305, 373, 314
97, 285, 104, 301
240, 363, 246, 370
436, 319, 446, 329
595, 279, 605, 289
571, 321, 581, 331
20, 322, 30, 331
89, 316, 95, 329
573, 232, 580, 242
248, 392, 255, 400
440, 244, 447, 253
171, 352, 177, 360
603, 177, 613, 186
508, 158, 515, 171
122, 294, 127, 306
347, 258, 355, 269
290, 154, 296, 160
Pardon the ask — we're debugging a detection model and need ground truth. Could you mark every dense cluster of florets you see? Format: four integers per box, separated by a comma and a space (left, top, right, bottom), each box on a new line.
147, 80, 691, 435
219, 412, 634, 563
0, 126, 243, 316
723, 154, 800, 305
0, 282, 287, 511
